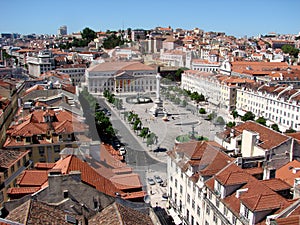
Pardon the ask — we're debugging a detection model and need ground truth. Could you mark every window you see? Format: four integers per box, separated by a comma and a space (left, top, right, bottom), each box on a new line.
17, 160, 21, 168
175, 179, 177, 188
192, 200, 195, 209
232, 215, 237, 225
213, 213, 218, 223
186, 209, 189, 222
216, 199, 220, 208
170, 176, 173, 182
170, 187, 172, 198
208, 190, 212, 199
197, 206, 201, 216
187, 194, 190, 203
39, 146, 44, 155
180, 185, 183, 194
223, 207, 228, 216
244, 207, 249, 218
25, 137, 31, 143
179, 200, 182, 212
54, 145, 60, 153
10, 165, 15, 174
206, 205, 210, 215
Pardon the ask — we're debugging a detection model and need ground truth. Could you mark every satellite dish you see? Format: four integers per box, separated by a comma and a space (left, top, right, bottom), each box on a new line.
144, 195, 150, 204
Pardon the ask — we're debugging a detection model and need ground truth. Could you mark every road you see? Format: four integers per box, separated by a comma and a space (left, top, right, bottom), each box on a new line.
97, 98, 167, 187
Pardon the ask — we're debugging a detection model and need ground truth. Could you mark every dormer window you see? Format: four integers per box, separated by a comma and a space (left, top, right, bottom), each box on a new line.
16, 136, 21, 142
25, 137, 31, 143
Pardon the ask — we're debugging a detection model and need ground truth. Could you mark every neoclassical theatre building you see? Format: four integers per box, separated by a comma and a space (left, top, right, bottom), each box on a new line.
85, 61, 158, 95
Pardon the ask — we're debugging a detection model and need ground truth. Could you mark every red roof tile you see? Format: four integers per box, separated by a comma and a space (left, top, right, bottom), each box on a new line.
17, 170, 48, 186
276, 160, 300, 186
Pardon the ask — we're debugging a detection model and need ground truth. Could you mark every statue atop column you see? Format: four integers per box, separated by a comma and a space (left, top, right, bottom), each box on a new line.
150, 66, 165, 117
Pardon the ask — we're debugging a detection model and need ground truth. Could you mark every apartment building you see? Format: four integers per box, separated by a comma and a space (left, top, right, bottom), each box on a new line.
204, 163, 292, 225
236, 83, 300, 132
55, 64, 87, 86
0, 80, 19, 148
215, 121, 296, 171
191, 59, 220, 73
26, 50, 55, 77
181, 70, 221, 106
3, 108, 88, 164
167, 141, 233, 225
85, 61, 157, 95
0, 149, 30, 206
181, 70, 253, 111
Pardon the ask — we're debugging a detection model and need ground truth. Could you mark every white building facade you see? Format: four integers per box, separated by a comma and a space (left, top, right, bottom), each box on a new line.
27, 50, 55, 77
236, 84, 300, 132
85, 61, 157, 95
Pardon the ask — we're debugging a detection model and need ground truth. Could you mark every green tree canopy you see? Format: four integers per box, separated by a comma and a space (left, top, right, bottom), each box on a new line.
226, 121, 236, 128
282, 44, 299, 58
81, 27, 97, 43
256, 117, 267, 126
102, 33, 125, 49
271, 123, 280, 132
199, 108, 206, 114
241, 111, 255, 122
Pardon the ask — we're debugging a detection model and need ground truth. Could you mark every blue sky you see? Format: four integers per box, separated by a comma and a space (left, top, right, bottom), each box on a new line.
1, 0, 299, 38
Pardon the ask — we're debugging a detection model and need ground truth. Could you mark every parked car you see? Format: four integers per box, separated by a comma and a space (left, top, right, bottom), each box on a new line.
154, 175, 163, 183
147, 177, 155, 185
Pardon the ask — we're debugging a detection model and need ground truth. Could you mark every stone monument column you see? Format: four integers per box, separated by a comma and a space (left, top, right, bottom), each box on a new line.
150, 68, 165, 116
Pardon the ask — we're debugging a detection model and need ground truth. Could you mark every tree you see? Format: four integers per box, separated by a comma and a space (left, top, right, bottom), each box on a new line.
256, 117, 267, 126
102, 33, 125, 49
133, 119, 142, 131
285, 127, 296, 133
231, 110, 239, 119
147, 132, 157, 147
139, 127, 149, 139
241, 111, 255, 122
282, 44, 299, 58
271, 124, 280, 132
215, 116, 225, 125
81, 27, 97, 43
226, 121, 236, 128
199, 108, 206, 114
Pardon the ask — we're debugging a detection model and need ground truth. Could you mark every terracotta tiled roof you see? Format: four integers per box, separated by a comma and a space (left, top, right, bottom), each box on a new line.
261, 178, 292, 191
88, 203, 121, 225
241, 192, 283, 212
285, 132, 300, 144
110, 173, 142, 190
229, 121, 290, 150
170, 141, 232, 180
116, 203, 153, 224
7, 187, 40, 195
53, 155, 142, 198
276, 160, 300, 186
16, 170, 48, 186
211, 163, 292, 216
34, 162, 56, 170
88, 61, 155, 73
215, 163, 250, 186
6, 199, 84, 224
275, 216, 300, 225
244, 167, 263, 176
0, 149, 28, 168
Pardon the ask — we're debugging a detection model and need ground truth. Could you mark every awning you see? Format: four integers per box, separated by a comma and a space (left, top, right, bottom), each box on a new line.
168, 208, 182, 225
